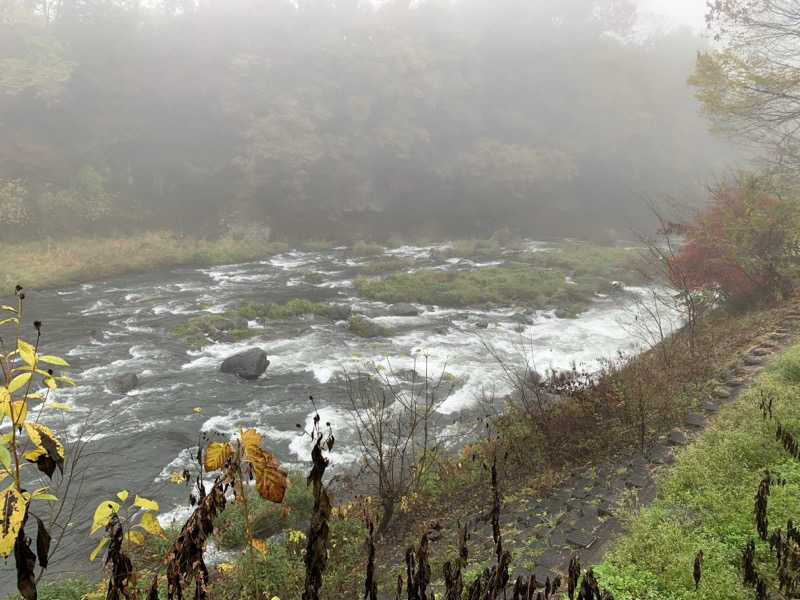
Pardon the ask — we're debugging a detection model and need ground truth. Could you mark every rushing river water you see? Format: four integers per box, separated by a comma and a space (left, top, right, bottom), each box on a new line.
0, 241, 668, 587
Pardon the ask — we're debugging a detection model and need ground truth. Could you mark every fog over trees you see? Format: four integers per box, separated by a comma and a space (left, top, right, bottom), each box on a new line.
0, 0, 739, 242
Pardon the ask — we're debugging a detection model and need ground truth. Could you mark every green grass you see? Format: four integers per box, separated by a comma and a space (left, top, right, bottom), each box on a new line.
351, 240, 384, 257
0, 231, 289, 291
354, 244, 644, 311
236, 299, 336, 321
594, 344, 800, 599
213, 471, 313, 549
355, 264, 586, 309
359, 257, 415, 275
171, 299, 345, 344
520, 244, 645, 283
23, 580, 98, 600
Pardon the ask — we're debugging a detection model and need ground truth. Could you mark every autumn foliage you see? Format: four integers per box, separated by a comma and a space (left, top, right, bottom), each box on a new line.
670, 176, 799, 307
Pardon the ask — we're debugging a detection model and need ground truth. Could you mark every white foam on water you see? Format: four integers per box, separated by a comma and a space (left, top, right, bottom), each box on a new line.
268, 252, 314, 270
200, 411, 244, 435
152, 301, 198, 316
314, 279, 353, 289
182, 338, 269, 371
288, 406, 360, 466
81, 299, 114, 316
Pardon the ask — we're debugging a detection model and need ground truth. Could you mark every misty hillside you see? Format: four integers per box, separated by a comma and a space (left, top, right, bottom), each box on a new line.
1, 0, 736, 242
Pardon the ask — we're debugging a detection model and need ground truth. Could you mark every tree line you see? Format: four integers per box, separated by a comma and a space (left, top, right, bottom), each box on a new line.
0, 0, 736, 242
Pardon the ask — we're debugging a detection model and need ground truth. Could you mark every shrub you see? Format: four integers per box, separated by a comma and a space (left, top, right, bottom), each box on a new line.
213, 471, 312, 548
351, 240, 384, 257
670, 174, 799, 308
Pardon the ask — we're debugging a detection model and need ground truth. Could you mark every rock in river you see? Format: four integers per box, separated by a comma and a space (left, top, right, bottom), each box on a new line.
326, 304, 352, 321
348, 315, 388, 338
388, 303, 420, 317
107, 373, 139, 394
221, 348, 269, 380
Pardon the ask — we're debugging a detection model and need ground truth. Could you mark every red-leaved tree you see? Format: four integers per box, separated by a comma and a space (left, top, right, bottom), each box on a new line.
671, 174, 799, 307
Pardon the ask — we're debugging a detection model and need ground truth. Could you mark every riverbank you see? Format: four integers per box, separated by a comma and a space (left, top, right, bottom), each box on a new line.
0, 231, 291, 291
0, 231, 641, 298
595, 331, 800, 598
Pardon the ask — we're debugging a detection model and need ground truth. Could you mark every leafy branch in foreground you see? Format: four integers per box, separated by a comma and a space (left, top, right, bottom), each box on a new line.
0, 286, 75, 599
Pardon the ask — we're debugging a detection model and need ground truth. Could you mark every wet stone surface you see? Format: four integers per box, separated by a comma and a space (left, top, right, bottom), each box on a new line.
626, 468, 649, 488
649, 443, 673, 465
686, 413, 705, 428
700, 400, 719, 412
629, 452, 648, 469
566, 530, 595, 548
713, 386, 732, 399
668, 429, 688, 445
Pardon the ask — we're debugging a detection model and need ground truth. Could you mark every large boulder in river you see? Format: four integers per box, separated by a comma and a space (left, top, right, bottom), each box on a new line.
107, 373, 139, 394
348, 315, 388, 338
326, 304, 352, 321
388, 303, 420, 317
221, 348, 269, 380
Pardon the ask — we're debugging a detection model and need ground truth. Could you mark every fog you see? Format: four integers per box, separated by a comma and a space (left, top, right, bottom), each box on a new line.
0, 0, 739, 243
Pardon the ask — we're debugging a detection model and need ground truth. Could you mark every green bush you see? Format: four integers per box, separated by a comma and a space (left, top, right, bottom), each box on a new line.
213, 471, 313, 549
768, 345, 800, 383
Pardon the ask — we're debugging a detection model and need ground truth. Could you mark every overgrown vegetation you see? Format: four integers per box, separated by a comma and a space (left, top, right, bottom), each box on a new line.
171, 299, 351, 345
595, 343, 800, 599
213, 471, 313, 549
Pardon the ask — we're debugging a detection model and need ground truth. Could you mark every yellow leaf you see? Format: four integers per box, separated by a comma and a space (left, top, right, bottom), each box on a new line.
18, 341, 35, 367
218, 561, 237, 574
7, 372, 31, 395
90, 500, 120, 535
249, 447, 289, 504
139, 512, 165, 537
193, 407, 202, 413
126, 530, 146, 545
3, 400, 27, 426
24, 448, 46, 462
53, 377, 76, 386
250, 539, 268, 555
26, 394, 43, 400
89, 536, 109, 561
204, 441, 233, 472
47, 403, 73, 410
133, 495, 159, 512
240, 428, 263, 454
169, 472, 187, 484
0, 319, 17, 327
43, 378, 56, 390
0, 306, 16, 313
38, 355, 69, 367
25, 423, 64, 462
116, 490, 129, 502
0, 488, 29, 559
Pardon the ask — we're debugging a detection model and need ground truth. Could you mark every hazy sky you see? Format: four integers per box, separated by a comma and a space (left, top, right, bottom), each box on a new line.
637, 0, 707, 33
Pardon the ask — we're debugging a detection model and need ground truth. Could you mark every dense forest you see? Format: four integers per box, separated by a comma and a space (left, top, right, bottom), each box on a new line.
0, 0, 738, 243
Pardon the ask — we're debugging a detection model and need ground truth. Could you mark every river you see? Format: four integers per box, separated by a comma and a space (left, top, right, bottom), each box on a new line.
0, 241, 667, 588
